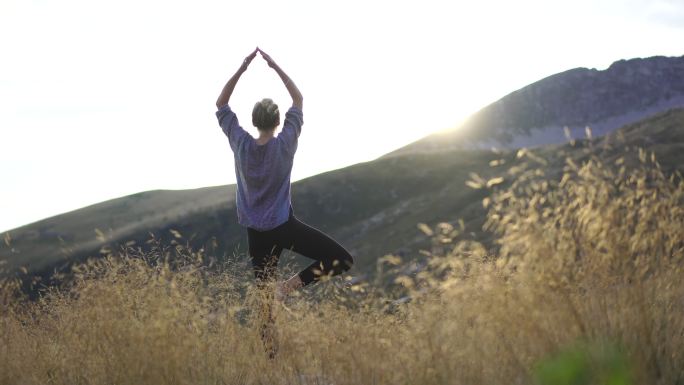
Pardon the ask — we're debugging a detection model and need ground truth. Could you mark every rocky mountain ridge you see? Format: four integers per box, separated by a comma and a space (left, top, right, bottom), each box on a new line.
388, 55, 684, 155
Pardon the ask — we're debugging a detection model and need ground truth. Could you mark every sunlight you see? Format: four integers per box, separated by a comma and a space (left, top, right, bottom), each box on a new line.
1, 0, 684, 230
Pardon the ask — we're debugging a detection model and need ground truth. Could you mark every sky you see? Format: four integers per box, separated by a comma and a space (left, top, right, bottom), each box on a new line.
1, 0, 684, 232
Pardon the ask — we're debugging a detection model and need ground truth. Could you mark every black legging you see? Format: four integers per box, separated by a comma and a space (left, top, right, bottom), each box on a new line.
247, 212, 354, 289
248, 212, 353, 359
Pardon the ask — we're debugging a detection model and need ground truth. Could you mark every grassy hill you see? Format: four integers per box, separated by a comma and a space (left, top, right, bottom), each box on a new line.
2, 108, 684, 290
2, 109, 683, 384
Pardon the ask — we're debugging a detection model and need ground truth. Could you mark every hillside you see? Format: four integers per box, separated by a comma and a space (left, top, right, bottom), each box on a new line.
388, 55, 684, 155
3, 108, 684, 290
1, 187, 236, 276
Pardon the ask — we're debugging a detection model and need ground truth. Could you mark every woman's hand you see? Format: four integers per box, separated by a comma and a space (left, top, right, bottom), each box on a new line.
257, 48, 278, 69
240, 48, 259, 72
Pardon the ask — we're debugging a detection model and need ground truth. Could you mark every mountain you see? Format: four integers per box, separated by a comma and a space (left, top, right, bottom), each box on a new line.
2, 56, 684, 292
387, 55, 684, 156
4, 107, 684, 290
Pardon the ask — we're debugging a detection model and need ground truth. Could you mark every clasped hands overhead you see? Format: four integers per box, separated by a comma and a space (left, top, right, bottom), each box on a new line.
240, 47, 278, 72
217, 46, 302, 110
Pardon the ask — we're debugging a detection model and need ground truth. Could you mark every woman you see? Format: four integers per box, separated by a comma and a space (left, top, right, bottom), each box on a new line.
215, 48, 355, 357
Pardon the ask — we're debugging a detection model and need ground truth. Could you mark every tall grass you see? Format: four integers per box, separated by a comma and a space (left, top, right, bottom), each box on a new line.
1, 145, 682, 385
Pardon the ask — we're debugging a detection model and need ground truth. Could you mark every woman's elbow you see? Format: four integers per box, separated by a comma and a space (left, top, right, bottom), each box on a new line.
216, 96, 229, 109
293, 96, 303, 109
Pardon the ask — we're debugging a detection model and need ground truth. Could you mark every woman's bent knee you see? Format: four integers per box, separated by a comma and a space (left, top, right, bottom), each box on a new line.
346, 254, 355, 269
333, 254, 354, 273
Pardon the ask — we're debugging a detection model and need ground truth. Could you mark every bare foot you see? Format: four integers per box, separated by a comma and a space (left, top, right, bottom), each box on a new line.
275, 275, 303, 303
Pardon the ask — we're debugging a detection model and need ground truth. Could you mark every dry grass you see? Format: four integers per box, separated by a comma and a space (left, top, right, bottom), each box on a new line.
1, 145, 683, 385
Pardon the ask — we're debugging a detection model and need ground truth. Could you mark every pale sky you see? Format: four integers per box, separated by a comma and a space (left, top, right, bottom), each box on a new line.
1, 0, 683, 232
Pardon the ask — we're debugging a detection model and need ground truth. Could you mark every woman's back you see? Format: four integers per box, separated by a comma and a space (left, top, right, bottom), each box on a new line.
216, 104, 304, 231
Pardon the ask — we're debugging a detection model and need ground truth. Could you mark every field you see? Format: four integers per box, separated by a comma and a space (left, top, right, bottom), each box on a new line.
2, 137, 683, 385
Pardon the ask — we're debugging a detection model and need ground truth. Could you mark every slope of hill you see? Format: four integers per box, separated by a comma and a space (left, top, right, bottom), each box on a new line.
387, 55, 684, 156
1, 187, 235, 277
3, 108, 684, 290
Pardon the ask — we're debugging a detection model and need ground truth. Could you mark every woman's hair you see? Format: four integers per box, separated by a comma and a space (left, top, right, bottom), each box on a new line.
252, 98, 280, 131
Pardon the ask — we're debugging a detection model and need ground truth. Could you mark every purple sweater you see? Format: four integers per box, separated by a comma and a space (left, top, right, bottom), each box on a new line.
216, 104, 303, 231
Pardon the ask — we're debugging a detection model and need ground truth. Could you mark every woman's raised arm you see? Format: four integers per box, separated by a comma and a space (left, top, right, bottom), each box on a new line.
216, 48, 258, 109
258, 48, 303, 110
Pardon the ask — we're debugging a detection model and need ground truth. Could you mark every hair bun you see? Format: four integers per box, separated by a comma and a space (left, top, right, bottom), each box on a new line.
252, 98, 280, 131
